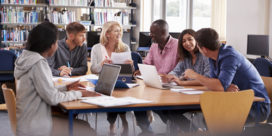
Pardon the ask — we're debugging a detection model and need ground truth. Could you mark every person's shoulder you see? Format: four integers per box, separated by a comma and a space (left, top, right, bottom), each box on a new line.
92, 43, 102, 50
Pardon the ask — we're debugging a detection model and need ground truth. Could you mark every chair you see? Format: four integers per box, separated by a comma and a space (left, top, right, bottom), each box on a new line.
2, 84, 16, 135
261, 76, 272, 122
131, 51, 142, 71
253, 58, 272, 77
200, 90, 254, 135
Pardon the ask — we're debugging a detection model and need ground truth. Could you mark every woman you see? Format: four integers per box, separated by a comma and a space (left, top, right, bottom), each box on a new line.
91, 21, 132, 136
14, 22, 98, 136
166, 29, 210, 86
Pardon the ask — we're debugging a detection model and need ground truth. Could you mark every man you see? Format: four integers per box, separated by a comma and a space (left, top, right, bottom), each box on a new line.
48, 22, 87, 77
143, 19, 178, 74
184, 28, 270, 123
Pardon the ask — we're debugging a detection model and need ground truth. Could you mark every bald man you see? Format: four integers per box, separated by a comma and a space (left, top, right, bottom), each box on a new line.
143, 19, 179, 74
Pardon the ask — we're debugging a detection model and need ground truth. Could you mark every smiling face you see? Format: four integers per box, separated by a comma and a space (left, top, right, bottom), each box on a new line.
71, 31, 86, 47
182, 33, 197, 53
106, 25, 122, 44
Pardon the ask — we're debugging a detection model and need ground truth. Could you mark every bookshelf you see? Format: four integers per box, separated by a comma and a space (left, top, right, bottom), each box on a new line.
90, 0, 137, 48
0, 0, 137, 50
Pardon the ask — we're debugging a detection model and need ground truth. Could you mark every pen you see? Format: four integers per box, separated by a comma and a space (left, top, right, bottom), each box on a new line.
67, 62, 72, 76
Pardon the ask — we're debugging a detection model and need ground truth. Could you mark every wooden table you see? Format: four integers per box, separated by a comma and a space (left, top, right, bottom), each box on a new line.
59, 80, 265, 136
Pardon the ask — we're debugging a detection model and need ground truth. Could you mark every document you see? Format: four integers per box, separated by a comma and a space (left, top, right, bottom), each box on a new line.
111, 52, 132, 64
81, 96, 152, 107
79, 74, 99, 81
170, 88, 204, 95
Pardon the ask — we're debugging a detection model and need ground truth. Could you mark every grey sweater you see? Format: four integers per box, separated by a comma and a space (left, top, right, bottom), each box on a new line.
47, 38, 88, 76
14, 50, 82, 136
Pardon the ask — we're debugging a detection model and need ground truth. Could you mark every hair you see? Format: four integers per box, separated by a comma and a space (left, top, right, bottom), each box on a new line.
195, 28, 220, 51
66, 22, 86, 35
100, 21, 126, 52
178, 29, 199, 60
26, 21, 58, 53
151, 19, 169, 34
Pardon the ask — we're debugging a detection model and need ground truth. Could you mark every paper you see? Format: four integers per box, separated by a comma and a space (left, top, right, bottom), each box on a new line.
79, 74, 99, 82
170, 88, 204, 95
78, 86, 95, 92
126, 83, 139, 88
53, 77, 80, 83
111, 52, 132, 64
81, 96, 152, 107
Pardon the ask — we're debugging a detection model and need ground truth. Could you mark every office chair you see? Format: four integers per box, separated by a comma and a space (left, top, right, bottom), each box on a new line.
253, 58, 272, 77
131, 51, 142, 71
200, 90, 254, 135
2, 84, 16, 135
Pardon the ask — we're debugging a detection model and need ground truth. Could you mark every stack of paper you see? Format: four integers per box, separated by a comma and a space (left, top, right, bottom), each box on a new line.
81, 96, 152, 107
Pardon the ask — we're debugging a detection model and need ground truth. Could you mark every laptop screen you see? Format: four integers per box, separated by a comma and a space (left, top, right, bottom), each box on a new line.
95, 64, 121, 96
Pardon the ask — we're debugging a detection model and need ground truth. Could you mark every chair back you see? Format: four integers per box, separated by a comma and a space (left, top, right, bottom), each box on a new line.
261, 76, 272, 110
253, 58, 272, 77
0, 50, 17, 82
200, 90, 254, 135
131, 51, 142, 71
2, 84, 16, 135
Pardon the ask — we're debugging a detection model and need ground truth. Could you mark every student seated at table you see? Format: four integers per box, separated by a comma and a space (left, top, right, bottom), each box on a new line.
143, 19, 179, 74
47, 22, 88, 77
14, 22, 98, 136
184, 28, 270, 123
164, 29, 210, 86
91, 21, 152, 136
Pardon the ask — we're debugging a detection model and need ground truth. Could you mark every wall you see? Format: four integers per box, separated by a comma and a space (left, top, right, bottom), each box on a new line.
226, 0, 270, 58
270, 0, 272, 57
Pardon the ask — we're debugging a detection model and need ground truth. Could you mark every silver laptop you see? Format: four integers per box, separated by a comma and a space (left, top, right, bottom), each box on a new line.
138, 64, 183, 89
95, 64, 121, 96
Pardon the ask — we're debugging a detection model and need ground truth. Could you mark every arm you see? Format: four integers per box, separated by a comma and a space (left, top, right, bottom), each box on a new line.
71, 45, 88, 75
168, 61, 184, 77
90, 45, 102, 74
32, 60, 82, 105
47, 54, 61, 76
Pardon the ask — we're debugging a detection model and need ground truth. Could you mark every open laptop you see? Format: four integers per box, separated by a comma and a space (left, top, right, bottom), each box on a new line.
95, 64, 121, 96
138, 64, 183, 89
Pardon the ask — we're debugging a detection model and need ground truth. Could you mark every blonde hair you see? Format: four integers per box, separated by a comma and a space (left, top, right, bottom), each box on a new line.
100, 21, 127, 52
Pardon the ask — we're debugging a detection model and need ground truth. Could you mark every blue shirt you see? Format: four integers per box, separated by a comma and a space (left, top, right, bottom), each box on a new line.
169, 52, 210, 78
209, 45, 270, 103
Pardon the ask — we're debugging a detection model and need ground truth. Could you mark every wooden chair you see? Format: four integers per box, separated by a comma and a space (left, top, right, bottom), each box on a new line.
200, 90, 254, 135
261, 76, 272, 122
2, 84, 16, 135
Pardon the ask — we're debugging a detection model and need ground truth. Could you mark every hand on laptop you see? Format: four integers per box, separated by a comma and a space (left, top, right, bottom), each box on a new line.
66, 80, 86, 91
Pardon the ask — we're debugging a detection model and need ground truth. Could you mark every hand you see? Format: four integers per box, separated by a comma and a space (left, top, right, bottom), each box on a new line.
79, 90, 101, 97
101, 58, 112, 66
58, 66, 68, 71
66, 80, 86, 91
184, 69, 198, 79
124, 59, 133, 65
226, 84, 239, 92
133, 70, 141, 76
59, 67, 72, 77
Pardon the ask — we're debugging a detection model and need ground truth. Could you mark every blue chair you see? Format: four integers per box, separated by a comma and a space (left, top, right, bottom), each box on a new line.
131, 51, 142, 71
253, 58, 272, 77
0, 50, 17, 82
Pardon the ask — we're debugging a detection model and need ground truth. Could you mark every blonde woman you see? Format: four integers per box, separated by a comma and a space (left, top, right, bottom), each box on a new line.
91, 21, 153, 136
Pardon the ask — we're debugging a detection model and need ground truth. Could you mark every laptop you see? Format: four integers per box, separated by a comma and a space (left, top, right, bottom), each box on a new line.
138, 64, 183, 89
95, 64, 121, 96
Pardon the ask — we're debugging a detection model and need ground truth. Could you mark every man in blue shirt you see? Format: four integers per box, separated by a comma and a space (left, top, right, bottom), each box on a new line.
184, 28, 270, 123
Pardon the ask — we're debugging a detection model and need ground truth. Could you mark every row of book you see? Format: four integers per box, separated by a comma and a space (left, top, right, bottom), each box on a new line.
49, 0, 88, 6
93, 11, 129, 26
1, 7, 45, 24
47, 10, 76, 25
1, 29, 29, 43
1, 0, 46, 4
94, 0, 127, 7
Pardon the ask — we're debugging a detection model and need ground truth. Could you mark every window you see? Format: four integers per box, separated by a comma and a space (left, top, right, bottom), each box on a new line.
166, 0, 187, 32
192, 0, 212, 30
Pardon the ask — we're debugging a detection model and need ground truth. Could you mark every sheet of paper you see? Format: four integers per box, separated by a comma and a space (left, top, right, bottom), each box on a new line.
111, 52, 132, 64
81, 96, 152, 107
78, 74, 99, 81
53, 77, 80, 83
126, 83, 139, 88
170, 88, 204, 94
